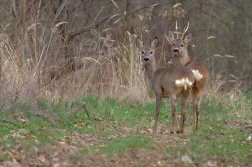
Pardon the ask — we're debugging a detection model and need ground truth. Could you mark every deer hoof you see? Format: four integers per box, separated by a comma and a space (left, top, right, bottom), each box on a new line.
176, 130, 183, 134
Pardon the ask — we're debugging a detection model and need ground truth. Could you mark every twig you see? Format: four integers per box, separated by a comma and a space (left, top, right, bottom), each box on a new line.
245, 87, 252, 93
67, 2, 106, 38
68, 103, 90, 119
82, 103, 90, 119
52, 0, 68, 23
0, 123, 10, 128
14, 82, 26, 101
158, 4, 182, 66
158, 14, 172, 66
0, 118, 21, 126
245, 125, 252, 128
27, 44, 47, 93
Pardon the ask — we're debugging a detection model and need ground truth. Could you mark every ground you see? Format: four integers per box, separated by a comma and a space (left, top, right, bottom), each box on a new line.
0, 124, 227, 167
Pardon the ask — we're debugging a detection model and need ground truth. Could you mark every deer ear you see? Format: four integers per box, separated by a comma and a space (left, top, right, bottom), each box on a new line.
151, 37, 158, 48
184, 33, 192, 43
136, 37, 144, 48
167, 31, 175, 43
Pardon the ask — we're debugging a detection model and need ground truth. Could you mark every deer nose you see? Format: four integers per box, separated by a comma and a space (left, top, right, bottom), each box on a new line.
173, 48, 179, 53
144, 58, 149, 61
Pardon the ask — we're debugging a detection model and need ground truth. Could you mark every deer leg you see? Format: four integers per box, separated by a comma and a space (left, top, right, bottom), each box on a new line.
170, 96, 179, 134
180, 94, 189, 133
194, 95, 200, 130
195, 101, 199, 130
153, 94, 162, 136
192, 89, 197, 130
195, 89, 204, 130
192, 100, 197, 130
192, 88, 204, 130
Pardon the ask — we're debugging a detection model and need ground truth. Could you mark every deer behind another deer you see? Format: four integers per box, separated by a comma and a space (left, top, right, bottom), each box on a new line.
167, 22, 209, 131
136, 37, 195, 136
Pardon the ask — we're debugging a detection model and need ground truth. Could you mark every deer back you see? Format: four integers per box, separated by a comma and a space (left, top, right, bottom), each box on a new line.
152, 66, 194, 98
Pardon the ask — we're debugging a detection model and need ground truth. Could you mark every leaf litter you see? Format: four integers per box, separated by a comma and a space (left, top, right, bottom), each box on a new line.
0, 118, 248, 166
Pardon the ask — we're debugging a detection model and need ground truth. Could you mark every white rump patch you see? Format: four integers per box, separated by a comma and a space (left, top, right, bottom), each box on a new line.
175, 78, 193, 90
192, 69, 203, 80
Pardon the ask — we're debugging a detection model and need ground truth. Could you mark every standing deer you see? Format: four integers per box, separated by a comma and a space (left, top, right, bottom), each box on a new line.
167, 22, 209, 131
136, 37, 195, 135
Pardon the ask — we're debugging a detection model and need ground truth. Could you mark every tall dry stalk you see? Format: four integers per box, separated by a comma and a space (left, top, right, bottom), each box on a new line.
46, 30, 149, 102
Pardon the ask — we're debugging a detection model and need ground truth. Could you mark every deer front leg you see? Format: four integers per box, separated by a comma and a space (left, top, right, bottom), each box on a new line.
153, 95, 162, 137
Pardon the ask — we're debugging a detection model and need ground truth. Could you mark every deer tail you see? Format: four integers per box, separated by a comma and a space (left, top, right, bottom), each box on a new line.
175, 77, 193, 90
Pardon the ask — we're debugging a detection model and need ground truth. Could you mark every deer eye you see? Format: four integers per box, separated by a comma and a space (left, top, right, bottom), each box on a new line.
141, 51, 144, 54
172, 44, 175, 46
181, 45, 184, 47
150, 51, 153, 54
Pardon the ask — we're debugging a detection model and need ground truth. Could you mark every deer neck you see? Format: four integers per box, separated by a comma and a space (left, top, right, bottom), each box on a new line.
173, 51, 192, 66
143, 59, 157, 81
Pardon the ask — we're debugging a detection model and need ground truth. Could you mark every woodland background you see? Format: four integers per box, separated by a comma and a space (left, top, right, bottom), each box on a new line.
0, 0, 251, 102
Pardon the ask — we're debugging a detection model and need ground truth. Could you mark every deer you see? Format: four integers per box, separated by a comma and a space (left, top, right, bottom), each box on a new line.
136, 37, 195, 136
167, 22, 209, 131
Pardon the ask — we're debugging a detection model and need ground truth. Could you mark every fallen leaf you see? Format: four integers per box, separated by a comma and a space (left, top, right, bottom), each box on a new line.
246, 135, 251, 142
207, 36, 216, 40
53, 163, 60, 167
181, 155, 193, 164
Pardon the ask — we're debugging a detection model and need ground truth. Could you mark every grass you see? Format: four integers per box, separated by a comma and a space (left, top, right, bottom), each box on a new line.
0, 93, 252, 166
172, 93, 252, 165
99, 135, 154, 156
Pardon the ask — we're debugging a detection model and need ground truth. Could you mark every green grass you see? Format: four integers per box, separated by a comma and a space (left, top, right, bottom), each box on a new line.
99, 135, 153, 156
164, 93, 252, 165
0, 94, 252, 166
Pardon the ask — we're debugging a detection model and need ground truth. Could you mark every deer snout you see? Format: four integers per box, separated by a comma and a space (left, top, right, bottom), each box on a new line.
173, 48, 179, 53
144, 57, 149, 61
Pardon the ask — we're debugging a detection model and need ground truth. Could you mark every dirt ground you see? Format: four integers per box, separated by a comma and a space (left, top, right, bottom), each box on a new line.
0, 124, 228, 167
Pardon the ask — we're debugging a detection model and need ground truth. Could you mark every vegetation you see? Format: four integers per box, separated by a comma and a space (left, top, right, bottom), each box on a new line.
1, 93, 252, 166
0, 0, 251, 166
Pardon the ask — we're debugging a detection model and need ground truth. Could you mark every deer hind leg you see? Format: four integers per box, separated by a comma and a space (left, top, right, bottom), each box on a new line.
180, 92, 190, 133
192, 88, 197, 130
170, 96, 179, 134
195, 89, 205, 130
192, 88, 204, 130
193, 98, 201, 130
153, 94, 162, 137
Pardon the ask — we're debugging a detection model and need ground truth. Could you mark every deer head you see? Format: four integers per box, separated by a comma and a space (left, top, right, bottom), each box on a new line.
136, 37, 158, 62
167, 22, 192, 58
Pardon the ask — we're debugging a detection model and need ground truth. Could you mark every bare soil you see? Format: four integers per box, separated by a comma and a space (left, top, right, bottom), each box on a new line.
0, 125, 226, 167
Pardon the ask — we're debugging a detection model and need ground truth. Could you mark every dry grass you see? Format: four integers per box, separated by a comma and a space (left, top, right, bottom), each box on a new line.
206, 72, 249, 118
0, 33, 33, 103
0, 3, 249, 107
0, 27, 249, 108
46, 32, 150, 102
0, 28, 151, 104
